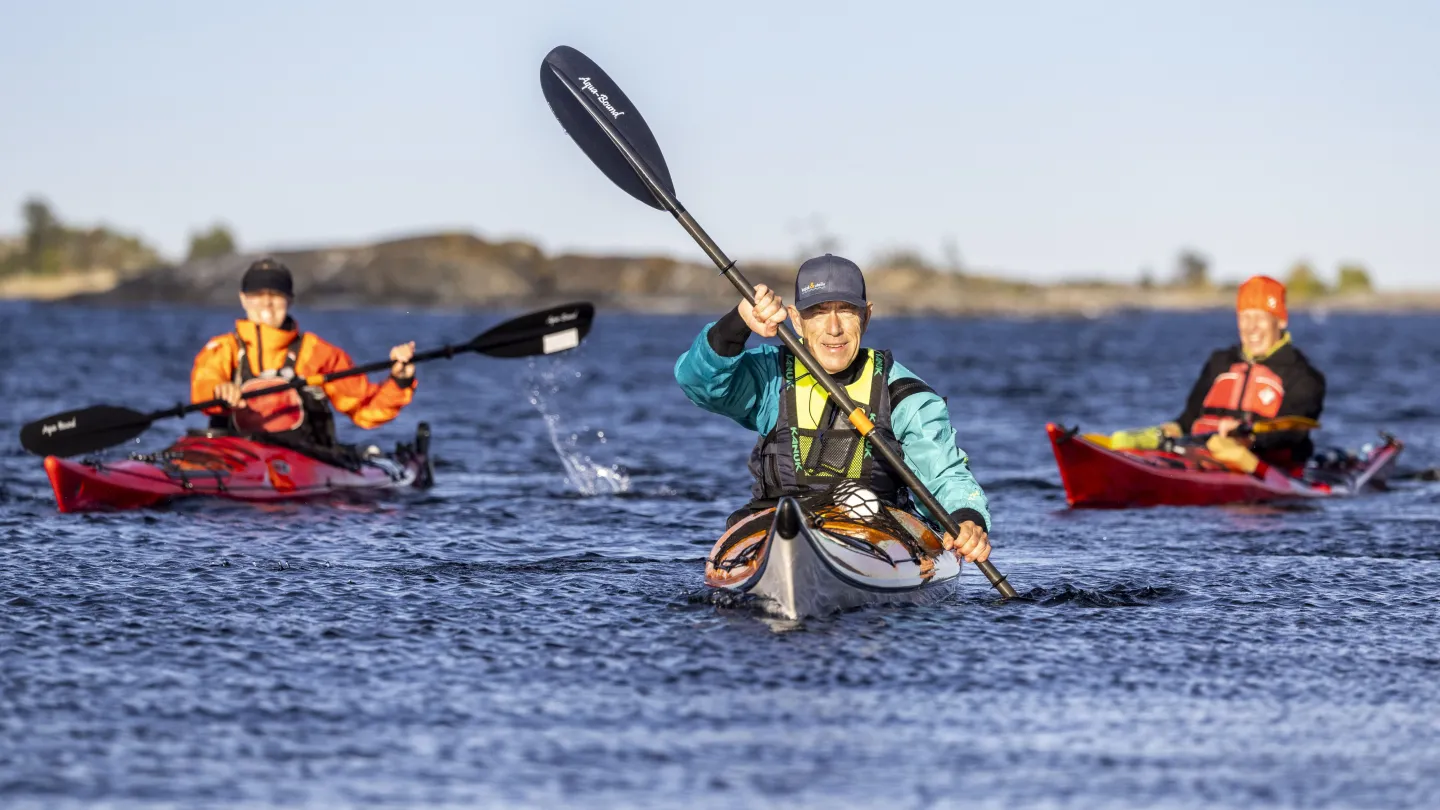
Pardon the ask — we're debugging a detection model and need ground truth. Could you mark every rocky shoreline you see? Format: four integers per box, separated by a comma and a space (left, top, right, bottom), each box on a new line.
7, 231, 1438, 316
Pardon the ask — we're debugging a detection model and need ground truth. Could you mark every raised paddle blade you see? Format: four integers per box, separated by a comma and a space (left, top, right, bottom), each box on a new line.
19, 405, 152, 458
468, 302, 595, 359
541, 46, 675, 210
537, 45, 1017, 597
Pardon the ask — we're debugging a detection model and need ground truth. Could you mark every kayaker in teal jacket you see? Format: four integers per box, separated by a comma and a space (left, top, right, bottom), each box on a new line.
675, 254, 991, 564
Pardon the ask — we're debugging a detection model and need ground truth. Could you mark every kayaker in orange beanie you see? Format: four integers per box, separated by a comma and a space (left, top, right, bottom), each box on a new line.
1115, 275, 1326, 474
190, 258, 417, 447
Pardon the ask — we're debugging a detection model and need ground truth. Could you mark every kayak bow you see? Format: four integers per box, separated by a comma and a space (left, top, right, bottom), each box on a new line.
706, 486, 962, 620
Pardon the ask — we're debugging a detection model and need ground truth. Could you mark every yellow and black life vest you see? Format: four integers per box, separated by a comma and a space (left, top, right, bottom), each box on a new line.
747, 347, 905, 502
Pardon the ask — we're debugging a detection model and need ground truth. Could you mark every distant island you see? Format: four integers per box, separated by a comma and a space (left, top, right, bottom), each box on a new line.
4, 197, 1438, 315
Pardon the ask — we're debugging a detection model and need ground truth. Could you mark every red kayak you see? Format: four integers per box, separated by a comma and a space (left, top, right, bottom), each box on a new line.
43, 425, 433, 513
1046, 422, 1402, 509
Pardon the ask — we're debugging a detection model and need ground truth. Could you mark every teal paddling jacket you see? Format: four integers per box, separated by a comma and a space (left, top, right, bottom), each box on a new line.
674, 316, 991, 531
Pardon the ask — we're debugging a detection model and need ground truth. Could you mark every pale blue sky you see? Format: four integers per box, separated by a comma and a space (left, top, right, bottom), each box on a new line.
2, 0, 1436, 287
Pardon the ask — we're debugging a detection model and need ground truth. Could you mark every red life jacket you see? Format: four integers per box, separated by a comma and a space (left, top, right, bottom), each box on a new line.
1191, 361, 1284, 434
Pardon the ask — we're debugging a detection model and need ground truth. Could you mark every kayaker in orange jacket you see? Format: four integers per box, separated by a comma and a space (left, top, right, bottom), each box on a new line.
191, 258, 417, 447
1113, 275, 1326, 474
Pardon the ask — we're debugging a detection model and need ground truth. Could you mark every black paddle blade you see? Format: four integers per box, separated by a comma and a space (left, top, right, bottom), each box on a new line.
469, 302, 595, 359
19, 405, 152, 458
541, 46, 676, 210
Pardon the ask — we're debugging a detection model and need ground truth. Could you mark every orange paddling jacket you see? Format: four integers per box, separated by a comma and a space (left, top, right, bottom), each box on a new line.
192, 319, 416, 445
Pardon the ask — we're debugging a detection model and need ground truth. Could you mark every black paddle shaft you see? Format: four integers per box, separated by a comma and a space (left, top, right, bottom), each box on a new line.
1165, 417, 1321, 450
19, 302, 595, 458
543, 51, 1015, 597
33, 337, 482, 443
169, 338, 478, 420
149, 303, 595, 420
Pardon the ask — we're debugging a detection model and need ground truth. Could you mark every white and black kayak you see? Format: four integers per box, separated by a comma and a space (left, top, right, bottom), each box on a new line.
705, 485, 961, 620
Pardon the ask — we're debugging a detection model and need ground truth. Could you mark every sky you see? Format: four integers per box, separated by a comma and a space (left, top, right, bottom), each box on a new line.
2, 0, 1436, 288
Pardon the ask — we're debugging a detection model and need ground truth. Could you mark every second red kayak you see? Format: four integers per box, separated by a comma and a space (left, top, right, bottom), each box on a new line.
1046, 422, 1402, 509
43, 425, 433, 513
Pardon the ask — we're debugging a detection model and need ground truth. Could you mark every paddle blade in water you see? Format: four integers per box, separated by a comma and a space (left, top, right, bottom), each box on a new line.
541, 45, 675, 210
469, 302, 595, 358
19, 405, 152, 458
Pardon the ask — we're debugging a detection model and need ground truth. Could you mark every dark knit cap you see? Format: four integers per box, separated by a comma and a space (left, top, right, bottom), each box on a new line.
240, 258, 293, 297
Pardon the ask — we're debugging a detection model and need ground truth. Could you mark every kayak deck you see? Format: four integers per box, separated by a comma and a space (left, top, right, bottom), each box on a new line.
1046, 422, 1403, 509
44, 427, 432, 513
706, 487, 961, 620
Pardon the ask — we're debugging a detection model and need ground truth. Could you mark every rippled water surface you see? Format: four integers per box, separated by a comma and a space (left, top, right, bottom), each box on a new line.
2, 300, 1438, 809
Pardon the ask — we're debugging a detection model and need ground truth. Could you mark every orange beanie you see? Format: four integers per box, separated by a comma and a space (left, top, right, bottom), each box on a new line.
1236, 275, 1287, 321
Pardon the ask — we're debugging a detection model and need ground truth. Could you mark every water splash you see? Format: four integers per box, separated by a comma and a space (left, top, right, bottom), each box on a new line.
526, 359, 631, 496
540, 412, 631, 496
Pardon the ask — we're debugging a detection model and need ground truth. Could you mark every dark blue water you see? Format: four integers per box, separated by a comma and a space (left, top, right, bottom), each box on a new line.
3, 300, 1438, 809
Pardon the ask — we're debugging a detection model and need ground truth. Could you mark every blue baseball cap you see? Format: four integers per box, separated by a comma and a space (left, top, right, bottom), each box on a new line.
794, 254, 867, 311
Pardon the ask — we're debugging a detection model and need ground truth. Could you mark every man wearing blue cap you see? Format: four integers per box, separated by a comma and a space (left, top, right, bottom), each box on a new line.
674, 254, 991, 564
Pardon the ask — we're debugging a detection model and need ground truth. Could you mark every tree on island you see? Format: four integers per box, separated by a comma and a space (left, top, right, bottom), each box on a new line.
1285, 261, 1329, 298
187, 224, 238, 261
1335, 263, 1374, 294
1174, 249, 1210, 288
21, 198, 64, 275
1, 197, 161, 277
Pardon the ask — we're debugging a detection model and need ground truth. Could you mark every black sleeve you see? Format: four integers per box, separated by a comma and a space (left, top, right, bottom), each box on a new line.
1275, 353, 1326, 421
1176, 350, 1231, 433
707, 306, 752, 358
949, 508, 988, 533
1252, 352, 1325, 460
889, 376, 940, 408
